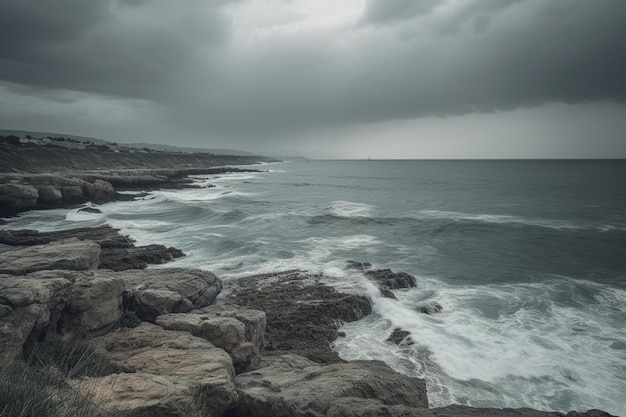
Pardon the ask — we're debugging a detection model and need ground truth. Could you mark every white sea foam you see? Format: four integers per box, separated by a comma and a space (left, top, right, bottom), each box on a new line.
412, 210, 581, 231
327, 200, 377, 218
333, 276, 626, 415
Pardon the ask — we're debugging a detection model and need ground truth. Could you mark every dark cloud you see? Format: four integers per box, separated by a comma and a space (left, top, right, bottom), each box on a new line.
1, 0, 625, 157
159, 0, 626, 139
359, 0, 439, 25
0, 0, 235, 99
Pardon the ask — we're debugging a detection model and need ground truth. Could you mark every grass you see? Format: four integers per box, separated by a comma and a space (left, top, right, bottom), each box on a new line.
0, 337, 125, 417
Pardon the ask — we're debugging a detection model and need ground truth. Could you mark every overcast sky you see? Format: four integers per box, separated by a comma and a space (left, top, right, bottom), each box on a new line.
1, 0, 625, 158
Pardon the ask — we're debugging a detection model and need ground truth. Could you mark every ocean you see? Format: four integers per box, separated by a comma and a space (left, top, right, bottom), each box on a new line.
4, 159, 626, 415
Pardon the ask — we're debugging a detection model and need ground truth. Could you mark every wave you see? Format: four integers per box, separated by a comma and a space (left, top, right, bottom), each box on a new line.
412, 210, 583, 231
332, 275, 626, 415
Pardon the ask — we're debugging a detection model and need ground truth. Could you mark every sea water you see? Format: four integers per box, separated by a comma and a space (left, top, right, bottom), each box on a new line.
4, 160, 626, 415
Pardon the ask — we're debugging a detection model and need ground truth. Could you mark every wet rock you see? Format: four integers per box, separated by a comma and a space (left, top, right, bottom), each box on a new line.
77, 206, 102, 214
346, 260, 372, 271
346, 261, 416, 298
0, 238, 100, 275
365, 268, 416, 290
386, 328, 413, 346
227, 270, 372, 364
380, 288, 397, 299
123, 268, 222, 322
99, 244, 184, 271
84, 322, 238, 417
233, 353, 428, 417
417, 302, 443, 315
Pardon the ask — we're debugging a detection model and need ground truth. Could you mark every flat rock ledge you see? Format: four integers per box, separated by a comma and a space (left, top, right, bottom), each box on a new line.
0, 230, 616, 417
0, 167, 263, 217
0, 226, 185, 271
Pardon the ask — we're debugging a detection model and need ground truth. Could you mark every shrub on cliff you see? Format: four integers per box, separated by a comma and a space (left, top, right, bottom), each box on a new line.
0, 337, 124, 417
24, 337, 124, 378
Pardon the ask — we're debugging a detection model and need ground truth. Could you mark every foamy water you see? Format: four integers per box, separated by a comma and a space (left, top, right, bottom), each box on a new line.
3, 160, 625, 416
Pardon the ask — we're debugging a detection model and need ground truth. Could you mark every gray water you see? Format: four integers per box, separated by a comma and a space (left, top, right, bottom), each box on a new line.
4, 160, 626, 415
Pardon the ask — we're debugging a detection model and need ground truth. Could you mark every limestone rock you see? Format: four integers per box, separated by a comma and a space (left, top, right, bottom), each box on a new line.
0, 183, 38, 216
123, 268, 222, 322
64, 271, 125, 337
233, 353, 428, 417
193, 304, 266, 353
0, 271, 73, 356
0, 238, 100, 275
0, 226, 134, 248
156, 312, 258, 373
88, 323, 238, 417
36, 185, 63, 205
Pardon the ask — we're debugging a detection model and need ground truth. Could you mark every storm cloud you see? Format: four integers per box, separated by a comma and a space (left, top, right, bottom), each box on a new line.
1, 0, 625, 157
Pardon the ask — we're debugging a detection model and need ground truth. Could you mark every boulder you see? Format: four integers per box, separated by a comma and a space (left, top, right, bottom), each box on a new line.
193, 304, 266, 353
36, 185, 63, 205
77, 206, 102, 214
0, 238, 100, 275
365, 269, 416, 290
122, 268, 222, 322
386, 328, 413, 346
0, 183, 38, 216
156, 314, 245, 352
233, 354, 428, 417
0, 271, 73, 356
85, 179, 115, 202
63, 271, 125, 337
346, 261, 417, 298
86, 322, 238, 417
156, 312, 259, 373
417, 302, 443, 315
227, 271, 371, 364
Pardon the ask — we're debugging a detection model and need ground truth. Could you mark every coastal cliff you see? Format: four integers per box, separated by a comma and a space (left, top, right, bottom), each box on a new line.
0, 166, 616, 417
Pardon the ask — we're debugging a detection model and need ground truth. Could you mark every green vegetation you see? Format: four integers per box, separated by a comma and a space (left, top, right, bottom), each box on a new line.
24, 337, 124, 378
0, 337, 124, 417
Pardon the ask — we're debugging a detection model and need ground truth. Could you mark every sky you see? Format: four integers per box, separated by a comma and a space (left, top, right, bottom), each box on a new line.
1, 0, 625, 159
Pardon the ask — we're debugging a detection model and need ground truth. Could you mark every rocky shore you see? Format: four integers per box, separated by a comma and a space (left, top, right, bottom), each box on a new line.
0, 172, 616, 416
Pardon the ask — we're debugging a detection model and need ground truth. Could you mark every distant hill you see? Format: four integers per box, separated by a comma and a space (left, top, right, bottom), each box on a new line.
0, 129, 109, 145
125, 143, 257, 156
0, 129, 258, 156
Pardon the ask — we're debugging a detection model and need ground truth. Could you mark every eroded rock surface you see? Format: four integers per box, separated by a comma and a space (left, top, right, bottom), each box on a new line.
0, 238, 100, 275
0, 271, 73, 356
83, 322, 238, 417
0, 226, 184, 271
123, 268, 222, 322
346, 261, 416, 299
227, 270, 372, 364
233, 353, 428, 417
156, 311, 261, 373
